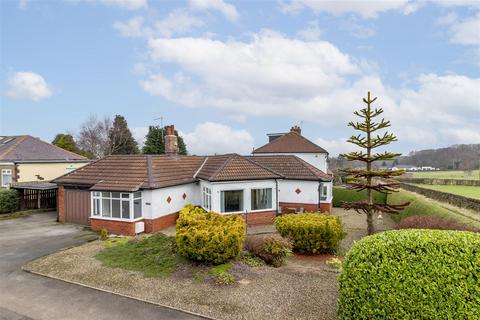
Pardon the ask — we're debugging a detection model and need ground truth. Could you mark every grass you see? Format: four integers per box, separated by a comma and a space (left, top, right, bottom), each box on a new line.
413, 184, 480, 200
387, 190, 480, 229
209, 262, 233, 276
412, 170, 480, 180
333, 186, 386, 207
95, 233, 180, 277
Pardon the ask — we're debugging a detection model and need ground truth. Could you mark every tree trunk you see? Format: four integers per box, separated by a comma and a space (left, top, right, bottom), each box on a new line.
366, 211, 374, 235
366, 91, 375, 235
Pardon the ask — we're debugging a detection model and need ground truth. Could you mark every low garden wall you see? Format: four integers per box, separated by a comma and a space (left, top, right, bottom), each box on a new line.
397, 177, 480, 186
399, 183, 480, 213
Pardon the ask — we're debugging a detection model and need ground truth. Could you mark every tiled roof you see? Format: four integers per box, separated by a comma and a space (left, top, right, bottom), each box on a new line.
0, 135, 88, 162
54, 153, 331, 191
247, 155, 332, 181
54, 155, 205, 192
252, 131, 328, 154
196, 154, 282, 182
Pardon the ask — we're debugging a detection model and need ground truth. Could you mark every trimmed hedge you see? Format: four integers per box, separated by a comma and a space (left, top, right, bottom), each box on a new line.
0, 189, 19, 214
396, 215, 479, 232
176, 205, 246, 264
333, 186, 386, 207
274, 213, 345, 254
338, 230, 480, 320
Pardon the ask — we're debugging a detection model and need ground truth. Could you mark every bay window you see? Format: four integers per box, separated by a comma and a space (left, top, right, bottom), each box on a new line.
1, 169, 12, 187
92, 191, 142, 220
221, 190, 243, 213
251, 188, 272, 210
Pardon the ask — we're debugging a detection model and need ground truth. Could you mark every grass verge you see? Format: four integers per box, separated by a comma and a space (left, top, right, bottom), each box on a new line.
413, 184, 480, 200
95, 233, 180, 277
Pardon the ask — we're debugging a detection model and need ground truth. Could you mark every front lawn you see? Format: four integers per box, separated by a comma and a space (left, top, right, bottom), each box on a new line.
96, 233, 180, 277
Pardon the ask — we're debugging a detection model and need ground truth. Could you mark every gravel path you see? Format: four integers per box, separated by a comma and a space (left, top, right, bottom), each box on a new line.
24, 241, 338, 320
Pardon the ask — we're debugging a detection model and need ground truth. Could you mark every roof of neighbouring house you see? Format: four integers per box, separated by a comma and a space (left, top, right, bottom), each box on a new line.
53, 152, 333, 191
252, 131, 328, 154
0, 135, 88, 162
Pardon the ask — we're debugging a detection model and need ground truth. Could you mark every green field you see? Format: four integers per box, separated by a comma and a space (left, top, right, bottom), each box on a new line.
412, 170, 480, 180
414, 184, 480, 200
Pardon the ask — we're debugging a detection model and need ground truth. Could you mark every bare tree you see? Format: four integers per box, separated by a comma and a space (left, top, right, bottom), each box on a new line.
77, 115, 111, 159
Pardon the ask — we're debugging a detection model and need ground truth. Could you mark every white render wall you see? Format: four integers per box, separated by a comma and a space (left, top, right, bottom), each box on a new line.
143, 183, 200, 220
200, 179, 277, 214
253, 152, 328, 172
278, 180, 319, 204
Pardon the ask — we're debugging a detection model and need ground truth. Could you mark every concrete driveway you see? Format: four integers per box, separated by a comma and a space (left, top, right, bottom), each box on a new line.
0, 212, 201, 320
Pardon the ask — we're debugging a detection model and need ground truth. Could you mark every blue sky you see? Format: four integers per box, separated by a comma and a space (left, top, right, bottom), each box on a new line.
1, 0, 479, 156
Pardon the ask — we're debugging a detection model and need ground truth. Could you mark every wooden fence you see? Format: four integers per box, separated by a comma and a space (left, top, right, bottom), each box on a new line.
18, 188, 57, 210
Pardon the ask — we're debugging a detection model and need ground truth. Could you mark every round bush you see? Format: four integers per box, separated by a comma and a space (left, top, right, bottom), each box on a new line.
274, 213, 345, 254
176, 205, 246, 264
338, 229, 480, 320
0, 189, 19, 213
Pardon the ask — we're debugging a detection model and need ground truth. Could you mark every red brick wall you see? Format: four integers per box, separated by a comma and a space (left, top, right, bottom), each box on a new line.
241, 211, 277, 226
279, 202, 319, 213
90, 218, 136, 236
319, 202, 332, 213
57, 185, 65, 223
144, 212, 179, 233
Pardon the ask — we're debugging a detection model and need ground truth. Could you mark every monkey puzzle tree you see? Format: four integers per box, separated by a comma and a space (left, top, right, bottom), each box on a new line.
341, 92, 409, 235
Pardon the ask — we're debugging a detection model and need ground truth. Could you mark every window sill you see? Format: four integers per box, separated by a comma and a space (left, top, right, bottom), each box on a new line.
90, 216, 143, 223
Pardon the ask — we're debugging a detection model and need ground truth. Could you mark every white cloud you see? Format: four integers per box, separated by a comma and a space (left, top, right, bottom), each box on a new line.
342, 18, 375, 39
297, 20, 322, 41
98, 0, 147, 10
280, 0, 417, 19
113, 16, 152, 38
450, 13, 480, 45
182, 122, 254, 155
131, 126, 149, 147
315, 137, 357, 157
190, 0, 239, 21
5, 71, 53, 101
436, 12, 458, 25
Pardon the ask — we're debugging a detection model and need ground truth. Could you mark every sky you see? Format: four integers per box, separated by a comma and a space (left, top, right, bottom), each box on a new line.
1, 0, 479, 157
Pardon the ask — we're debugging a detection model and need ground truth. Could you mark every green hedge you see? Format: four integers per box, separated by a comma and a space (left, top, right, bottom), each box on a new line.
338, 229, 480, 319
333, 187, 386, 207
387, 189, 461, 223
0, 189, 19, 213
176, 205, 246, 264
274, 213, 345, 254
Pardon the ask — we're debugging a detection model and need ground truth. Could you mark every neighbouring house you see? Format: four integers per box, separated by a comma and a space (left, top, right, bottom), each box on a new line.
54, 125, 333, 235
0, 135, 90, 187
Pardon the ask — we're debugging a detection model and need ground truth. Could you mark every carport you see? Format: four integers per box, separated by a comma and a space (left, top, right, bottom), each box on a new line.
11, 182, 58, 211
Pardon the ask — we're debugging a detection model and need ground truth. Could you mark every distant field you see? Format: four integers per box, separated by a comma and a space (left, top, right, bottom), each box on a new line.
414, 184, 480, 200
412, 170, 480, 180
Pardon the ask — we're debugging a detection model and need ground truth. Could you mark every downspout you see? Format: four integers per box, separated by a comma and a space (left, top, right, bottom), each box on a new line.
275, 179, 279, 215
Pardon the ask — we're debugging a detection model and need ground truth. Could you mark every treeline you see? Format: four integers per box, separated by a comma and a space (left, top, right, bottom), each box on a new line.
397, 144, 480, 170
52, 115, 187, 159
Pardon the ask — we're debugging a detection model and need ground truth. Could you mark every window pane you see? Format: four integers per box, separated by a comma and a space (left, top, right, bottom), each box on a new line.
134, 192, 141, 199
2, 173, 12, 186
93, 199, 100, 216
251, 188, 272, 210
122, 193, 130, 199
102, 192, 110, 198
134, 199, 142, 219
102, 199, 111, 217
122, 200, 130, 219
221, 190, 243, 213
112, 199, 121, 218
111, 192, 120, 199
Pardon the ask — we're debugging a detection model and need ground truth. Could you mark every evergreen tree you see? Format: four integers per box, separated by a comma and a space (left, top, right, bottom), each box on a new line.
142, 126, 188, 155
342, 92, 409, 235
52, 133, 79, 153
108, 115, 139, 155
142, 126, 164, 154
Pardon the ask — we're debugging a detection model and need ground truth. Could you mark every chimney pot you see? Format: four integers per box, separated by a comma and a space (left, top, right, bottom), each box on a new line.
290, 125, 301, 135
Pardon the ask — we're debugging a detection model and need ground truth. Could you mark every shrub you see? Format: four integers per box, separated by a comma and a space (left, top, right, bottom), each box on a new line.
99, 228, 109, 241
333, 186, 386, 207
240, 252, 265, 267
245, 235, 292, 267
338, 230, 480, 320
274, 213, 345, 254
176, 205, 246, 264
325, 257, 342, 272
0, 189, 19, 213
396, 215, 479, 232
209, 262, 236, 285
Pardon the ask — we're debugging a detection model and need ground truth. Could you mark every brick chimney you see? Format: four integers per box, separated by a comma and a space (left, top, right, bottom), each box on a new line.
290, 125, 301, 135
164, 125, 178, 155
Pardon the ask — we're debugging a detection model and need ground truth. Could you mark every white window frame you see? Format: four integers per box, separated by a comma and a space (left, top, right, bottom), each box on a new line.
202, 186, 212, 211
91, 191, 142, 222
220, 189, 244, 213
1, 169, 12, 187
250, 188, 273, 212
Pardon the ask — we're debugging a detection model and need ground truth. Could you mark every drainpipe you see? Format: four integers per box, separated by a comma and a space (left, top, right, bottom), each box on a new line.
275, 179, 279, 215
